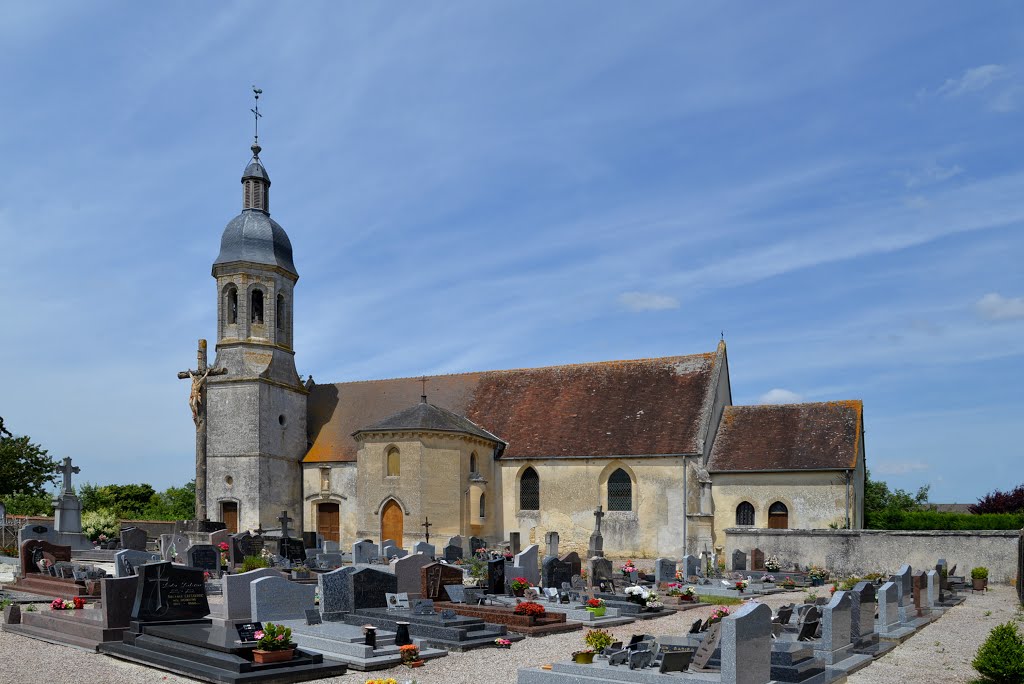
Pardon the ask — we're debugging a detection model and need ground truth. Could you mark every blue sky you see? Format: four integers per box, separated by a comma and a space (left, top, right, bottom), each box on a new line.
1, 3, 1021, 502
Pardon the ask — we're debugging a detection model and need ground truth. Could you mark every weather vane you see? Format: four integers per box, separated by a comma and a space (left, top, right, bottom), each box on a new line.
251, 85, 263, 145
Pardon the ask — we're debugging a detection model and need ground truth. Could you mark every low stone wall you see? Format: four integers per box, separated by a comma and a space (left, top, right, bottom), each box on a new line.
724, 527, 1021, 582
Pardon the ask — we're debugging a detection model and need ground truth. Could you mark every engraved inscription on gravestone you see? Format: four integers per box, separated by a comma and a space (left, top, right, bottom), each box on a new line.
304, 608, 322, 626
236, 622, 263, 642
133, 562, 210, 623
413, 599, 435, 615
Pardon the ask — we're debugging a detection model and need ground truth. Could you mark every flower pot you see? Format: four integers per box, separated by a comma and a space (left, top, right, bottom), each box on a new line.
679, 595, 694, 602
573, 652, 595, 664
252, 648, 294, 664
811, 578, 823, 587
407, 660, 425, 668
973, 578, 986, 591
586, 606, 606, 617
513, 588, 525, 597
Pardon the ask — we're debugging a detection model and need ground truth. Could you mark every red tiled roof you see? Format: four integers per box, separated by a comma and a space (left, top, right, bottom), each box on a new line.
304, 352, 720, 463
707, 400, 863, 472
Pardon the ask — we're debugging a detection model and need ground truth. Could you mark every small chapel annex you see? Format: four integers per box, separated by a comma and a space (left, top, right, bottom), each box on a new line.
201, 135, 866, 560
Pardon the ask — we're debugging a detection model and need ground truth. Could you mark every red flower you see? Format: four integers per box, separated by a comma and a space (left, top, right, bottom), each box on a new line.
513, 601, 546, 617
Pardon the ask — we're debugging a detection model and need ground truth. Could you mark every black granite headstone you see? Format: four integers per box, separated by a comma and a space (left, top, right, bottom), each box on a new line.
487, 558, 505, 595
279, 538, 307, 564
351, 567, 398, 611
443, 545, 462, 562
304, 608, 322, 625
132, 561, 210, 623
543, 557, 573, 589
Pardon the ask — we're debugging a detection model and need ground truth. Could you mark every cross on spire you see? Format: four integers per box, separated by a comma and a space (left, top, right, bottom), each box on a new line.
419, 376, 429, 403
251, 86, 263, 148
278, 510, 293, 538
421, 516, 432, 543
58, 457, 80, 495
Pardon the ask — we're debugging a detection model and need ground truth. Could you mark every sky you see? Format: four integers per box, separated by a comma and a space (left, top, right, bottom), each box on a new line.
1, 3, 1022, 503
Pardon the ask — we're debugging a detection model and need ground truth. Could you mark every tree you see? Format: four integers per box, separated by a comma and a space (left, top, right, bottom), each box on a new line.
0, 417, 58, 498
970, 484, 1024, 515
79, 483, 157, 518
864, 468, 929, 514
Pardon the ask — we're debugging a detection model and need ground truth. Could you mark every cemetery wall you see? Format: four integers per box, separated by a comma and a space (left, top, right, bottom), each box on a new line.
13, 517, 176, 538
499, 456, 687, 558
725, 527, 1019, 581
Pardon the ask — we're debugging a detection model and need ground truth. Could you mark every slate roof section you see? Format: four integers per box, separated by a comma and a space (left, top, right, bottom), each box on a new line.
707, 400, 863, 472
214, 209, 297, 277
304, 351, 720, 463
352, 399, 506, 450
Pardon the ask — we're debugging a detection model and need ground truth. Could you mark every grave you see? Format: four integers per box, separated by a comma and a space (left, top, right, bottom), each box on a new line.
891, 564, 912, 622
3, 575, 140, 650
750, 548, 765, 571
411, 541, 435, 557
120, 527, 148, 552
682, 554, 700, 578
433, 599, 581, 637
209, 528, 229, 550
543, 555, 574, 589
114, 549, 162, 578
187, 544, 221, 576
319, 566, 397, 618
469, 536, 486, 555
251, 575, 317, 622
207, 568, 285, 628
392, 553, 433, 597
732, 549, 747, 571
352, 539, 378, 564
654, 558, 676, 586
588, 557, 614, 593
276, 617, 447, 671
487, 558, 506, 594
443, 544, 462, 562
322, 540, 340, 554
12, 539, 102, 600
228, 531, 265, 568
876, 581, 914, 642
160, 533, 190, 563
99, 561, 348, 683
381, 541, 407, 559
514, 544, 540, 586
341, 604, 522, 652
421, 561, 466, 602
814, 590, 872, 675
545, 531, 559, 559
315, 552, 343, 570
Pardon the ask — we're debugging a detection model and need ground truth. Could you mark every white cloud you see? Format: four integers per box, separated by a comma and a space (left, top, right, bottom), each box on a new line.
758, 388, 804, 404
936, 64, 1010, 98
903, 161, 963, 188
975, 293, 1024, 321
617, 292, 680, 312
873, 460, 929, 476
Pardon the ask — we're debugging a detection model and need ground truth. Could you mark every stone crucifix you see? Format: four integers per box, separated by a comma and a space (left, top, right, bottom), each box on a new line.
57, 457, 80, 495
177, 339, 227, 522
278, 511, 293, 538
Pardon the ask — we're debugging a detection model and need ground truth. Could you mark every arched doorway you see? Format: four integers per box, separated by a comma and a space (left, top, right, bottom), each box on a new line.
317, 502, 339, 542
381, 500, 404, 544
768, 501, 789, 529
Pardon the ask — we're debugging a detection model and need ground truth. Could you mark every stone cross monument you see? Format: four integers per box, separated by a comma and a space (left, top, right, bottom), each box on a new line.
177, 339, 227, 521
588, 505, 605, 558
58, 456, 80, 495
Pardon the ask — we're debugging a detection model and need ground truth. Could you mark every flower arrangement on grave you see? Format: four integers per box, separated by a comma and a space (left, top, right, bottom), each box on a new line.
675, 569, 685, 581
808, 566, 828, 581
623, 585, 663, 609
762, 574, 776, 583
621, 559, 637, 575
717, 559, 726, 574
780, 577, 796, 589
203, 571, 211, 581
666, 583, 683, 596
764, 555, 781, 572
510, 576, 530, 592
254, 623, 294, 651
584, 628, 614, 652
513, 601, 546, 617
735, 579, 749, 593
585, 597, 606, 617
494, 638, 512, 648
708, 605, 731, 623
242, 555, 270, 572
50, 597, 84, 610
218, 541, 230, 566
503, 547, 514, 560
399, 644, 422, 667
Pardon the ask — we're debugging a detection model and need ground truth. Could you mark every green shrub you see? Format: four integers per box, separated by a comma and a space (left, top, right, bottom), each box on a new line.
82, 508, 118, 542
972, 621, 1024, 683
837, 576, 862, 591
584, 628, 614, 652
241, 555, 270, 572
865, 510, 1024, 530
972, 567, 990, 580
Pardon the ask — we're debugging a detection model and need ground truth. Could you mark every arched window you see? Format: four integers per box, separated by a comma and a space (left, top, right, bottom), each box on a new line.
276, 294, 285, 331
768, 501, 789, 529
227, 287, 238, 324
251, 290, 264, 324
736, 501, 755, 526
607, 468, 633, 511
519, 467, 539, 511
386, 447, 400, 477
470, 452, 478, 474
479, 492, 486, 518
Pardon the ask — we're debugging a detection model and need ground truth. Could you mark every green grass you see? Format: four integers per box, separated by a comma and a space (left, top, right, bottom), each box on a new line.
697, 595, 745, 606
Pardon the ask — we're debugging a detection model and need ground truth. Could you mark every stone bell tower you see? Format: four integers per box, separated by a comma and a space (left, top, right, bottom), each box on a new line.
204, 95, 307, 534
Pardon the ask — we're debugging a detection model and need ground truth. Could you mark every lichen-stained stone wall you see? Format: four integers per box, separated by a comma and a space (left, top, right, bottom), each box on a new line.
724, 527, 1019, 581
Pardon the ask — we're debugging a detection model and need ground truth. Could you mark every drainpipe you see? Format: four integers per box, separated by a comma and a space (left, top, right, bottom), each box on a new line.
682, 456, 688, 555
845, 470, 852, 529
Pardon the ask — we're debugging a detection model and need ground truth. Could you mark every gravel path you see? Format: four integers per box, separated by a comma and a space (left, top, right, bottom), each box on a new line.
1, 585, 1018, 683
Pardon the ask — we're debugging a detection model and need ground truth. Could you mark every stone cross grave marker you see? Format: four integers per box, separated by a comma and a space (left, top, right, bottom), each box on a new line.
545, 531, 559, 558
588, 505, 605, 558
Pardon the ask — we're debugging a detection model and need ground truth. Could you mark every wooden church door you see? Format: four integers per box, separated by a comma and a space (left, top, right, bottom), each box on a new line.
381, 500, 403, 544
222, 502, 238, 534
317, 503, 340, 542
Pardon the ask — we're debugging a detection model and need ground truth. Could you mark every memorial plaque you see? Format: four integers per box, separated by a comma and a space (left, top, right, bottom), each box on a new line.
692, 621, 722, 670
751, 548, 765, 572
413, 599, 435, 615
132, 561, 210, 622
386, 592, 411, 610
445, 584, 466, 603
304, 608, 322, 626
186, 544, 220, 574
236, 621, 263, 642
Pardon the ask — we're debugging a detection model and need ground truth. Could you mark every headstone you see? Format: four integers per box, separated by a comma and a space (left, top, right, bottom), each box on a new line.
380, 538, 396, 554
132, 561, 209, 622
560, 551, 582, 578
486, 558, 505, 594
692, 621, 722, 670
160, 533, 189, 563
509, 532, 521, 556
750, 548, 765, 572
469, 536, 485, 555
353, 540, 378, 564
114, 549, 161, 578
876, 581, 901, 633
654, 558, 676, 586
208, 528, 229, 550
228, 532, 255, 567
912, 571, 927, 618
350, 567, 399, 611
682, 554, 700, 578
278, 537, 306, 564
381, 541, 407, 560
421, 561, 465, 601
411, 541, 435, 558
851, 581, 876, 642
20, 539, 71, 576
513, 544, 540, 586
322, 540, 340, 554
392, 553, 433, 595
732, 549, 747, 571
316, 553, 343, 570
721, 602, 771, 684
816, 591, 854, 664
589, 557, 614, 590
444, 584, 466, 603
893, 564, 912, 605
120, 527, 148, 552
251, 575, 316, 622
542, 556, 573, 589
447, 535, 464, 551
545, 531, 559, 558
186, 544, 220, 575
219, 568, 282, 623
925, 570, 939, 609
18, 522, 59, 549
443, 544, 462, 562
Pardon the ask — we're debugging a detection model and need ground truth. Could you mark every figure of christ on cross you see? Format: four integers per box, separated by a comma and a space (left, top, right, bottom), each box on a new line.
421, 517, 432, 544
177, 339, 227, 522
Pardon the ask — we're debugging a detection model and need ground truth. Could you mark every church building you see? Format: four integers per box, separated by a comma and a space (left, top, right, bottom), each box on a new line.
202, 135, 866, 559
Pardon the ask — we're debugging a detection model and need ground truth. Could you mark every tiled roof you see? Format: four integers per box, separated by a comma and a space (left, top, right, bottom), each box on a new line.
352, 399, 505, 448
707, 400, 863, 472
304, 351, 720, 463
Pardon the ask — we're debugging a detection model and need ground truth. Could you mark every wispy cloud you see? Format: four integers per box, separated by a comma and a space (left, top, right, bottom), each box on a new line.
758, 388, 804, 404
936, 64, 1010, 98
617, 292, 680, 312
902, 161, 963, 188
873, 460, 929, 476
975, 293, 1024, 321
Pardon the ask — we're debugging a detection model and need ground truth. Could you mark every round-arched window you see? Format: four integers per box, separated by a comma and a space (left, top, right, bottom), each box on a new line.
736, 501, 755, 526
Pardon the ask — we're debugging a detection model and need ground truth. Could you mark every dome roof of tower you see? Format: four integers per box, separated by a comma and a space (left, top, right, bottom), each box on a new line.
243, 160, 270, 182
214, 209, 297, 276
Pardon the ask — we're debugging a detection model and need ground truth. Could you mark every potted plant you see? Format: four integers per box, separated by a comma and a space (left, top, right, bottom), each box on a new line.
781, 577, 796, 590
494, 638, 512, 649
400, 643, 424, 667
762, 574, 776, 584
735, 579, 749, 594
971, 567, 989, 591
764, 555, 781, 572
585, 598, 606, 617
252, 623, 295, 664
572, 649, 595, 664
621, 559, 637, 576
680, 585, 696, 602
808, 566, 827, 587
513, 601, 546, 619
510, 576, 530, 597
708, 605, 730, 624
584, 628, 613, 654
